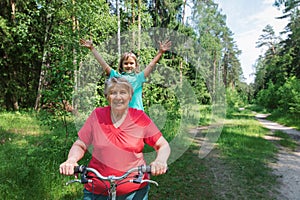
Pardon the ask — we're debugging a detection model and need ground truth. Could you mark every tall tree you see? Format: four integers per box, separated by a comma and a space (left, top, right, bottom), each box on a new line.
254, 25, 283, 88
274, 0, 300, 78
256, 25, 280, 56
191, 0, 227, 92
34, 2, 54, 110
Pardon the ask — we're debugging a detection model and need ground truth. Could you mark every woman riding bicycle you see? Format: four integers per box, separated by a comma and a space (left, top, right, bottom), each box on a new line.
59, 77, 170, 200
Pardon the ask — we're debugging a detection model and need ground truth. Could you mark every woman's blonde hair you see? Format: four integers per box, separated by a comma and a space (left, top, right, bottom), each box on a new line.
104, 77, 133, 97
117, 52, 140, 73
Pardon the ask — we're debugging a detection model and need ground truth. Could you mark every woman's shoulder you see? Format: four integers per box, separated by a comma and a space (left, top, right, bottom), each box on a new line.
128, 107, 144, 115
128, 108, 151, 125
93, 106, 110, 115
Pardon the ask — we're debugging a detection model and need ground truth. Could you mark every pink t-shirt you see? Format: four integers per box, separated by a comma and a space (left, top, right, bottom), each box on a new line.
78, 106, 162, 195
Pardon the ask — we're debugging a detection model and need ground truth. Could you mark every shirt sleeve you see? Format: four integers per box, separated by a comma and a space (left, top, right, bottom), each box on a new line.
144, 132, 162, 146
109, 69, 121, 78
78, 110, 96, 146
137, 71, 146, 83
142, 114, 162, 146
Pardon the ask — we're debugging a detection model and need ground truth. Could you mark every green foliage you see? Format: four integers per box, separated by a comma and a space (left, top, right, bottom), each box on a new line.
253, 1, 300, 115
225, 87, 247, 115
256, 77, 300, 118
1, 0, 246, 114
0, 0, 44, 110
31, 0, 116, 132
255, 81, 280, 109
246, 104, 268, 113
277, 76, 300, 115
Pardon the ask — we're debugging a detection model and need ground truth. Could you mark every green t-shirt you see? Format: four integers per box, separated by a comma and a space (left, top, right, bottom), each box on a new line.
109, 69, 146, 110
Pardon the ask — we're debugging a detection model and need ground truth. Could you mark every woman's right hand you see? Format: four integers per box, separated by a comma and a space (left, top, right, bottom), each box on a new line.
80, 39, 94, 50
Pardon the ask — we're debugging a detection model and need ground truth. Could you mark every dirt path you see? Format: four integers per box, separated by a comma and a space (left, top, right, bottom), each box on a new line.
255, 114, 300, 200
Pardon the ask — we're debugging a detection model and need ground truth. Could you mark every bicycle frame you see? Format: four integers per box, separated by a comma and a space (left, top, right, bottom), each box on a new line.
66, 165, 158, 200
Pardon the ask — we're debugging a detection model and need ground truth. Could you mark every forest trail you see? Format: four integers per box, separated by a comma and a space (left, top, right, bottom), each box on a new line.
255, 114, 300, 200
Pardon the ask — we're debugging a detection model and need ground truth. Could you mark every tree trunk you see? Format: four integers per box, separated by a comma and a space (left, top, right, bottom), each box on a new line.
72, 0, 79, 111
5, 89, 19, 111
35, 14, 52, 111
34, 61, 46, 111
182, 0, 187, 24
180, 60, 183, 83
131, 0, 136, 50
223, 62, 227, 87
117, 0, 121, 55
138, 0, 141, 52
212, 54, 217, 95
12, 96, 19, 111
11, 0, 15, 20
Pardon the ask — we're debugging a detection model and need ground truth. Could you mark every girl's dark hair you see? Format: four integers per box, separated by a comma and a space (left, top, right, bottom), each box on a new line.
117, 52, 140, 73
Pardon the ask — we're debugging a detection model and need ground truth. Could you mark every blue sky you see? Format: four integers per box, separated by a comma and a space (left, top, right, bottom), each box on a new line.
214, 0, 288, 84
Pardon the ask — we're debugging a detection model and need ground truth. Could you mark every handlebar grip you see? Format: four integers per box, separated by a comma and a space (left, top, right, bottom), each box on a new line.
145, 165, 151, 173
142, 165, 169, 174
141, 165, 168, 173
140, 165, 151, 173
74, 165, 85, 174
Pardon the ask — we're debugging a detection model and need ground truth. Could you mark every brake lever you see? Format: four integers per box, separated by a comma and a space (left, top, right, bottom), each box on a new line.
66, 178, 92, 185
141, 179, 159, 186
66, 179, 81, 186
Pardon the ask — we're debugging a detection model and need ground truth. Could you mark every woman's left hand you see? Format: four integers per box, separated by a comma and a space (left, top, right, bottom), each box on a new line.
150, 161, 168, 176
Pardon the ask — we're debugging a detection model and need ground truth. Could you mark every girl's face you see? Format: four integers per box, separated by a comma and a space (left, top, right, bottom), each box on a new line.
122, 56, 136, 73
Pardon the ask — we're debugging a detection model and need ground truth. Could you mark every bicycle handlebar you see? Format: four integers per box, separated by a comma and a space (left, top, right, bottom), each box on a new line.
66, 165, 158, 186
74, 165, 151, 182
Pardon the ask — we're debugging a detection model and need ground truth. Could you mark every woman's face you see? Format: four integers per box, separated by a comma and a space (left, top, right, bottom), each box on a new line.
122, 56, 136, 73
108, 84, 131, 111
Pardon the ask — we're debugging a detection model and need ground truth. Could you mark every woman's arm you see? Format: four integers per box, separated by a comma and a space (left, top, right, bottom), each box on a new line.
150, 136, 171, 176
80, 39, 111, 75
143, 40, 172, 78
59, 139, 87, 176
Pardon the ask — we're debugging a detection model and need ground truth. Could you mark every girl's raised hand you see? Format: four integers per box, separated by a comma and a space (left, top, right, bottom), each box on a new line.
159, 40, 172, 53
80, 39, 94, 50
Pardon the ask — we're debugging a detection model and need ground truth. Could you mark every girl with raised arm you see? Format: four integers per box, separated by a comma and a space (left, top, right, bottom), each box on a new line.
80, 39, 171, 110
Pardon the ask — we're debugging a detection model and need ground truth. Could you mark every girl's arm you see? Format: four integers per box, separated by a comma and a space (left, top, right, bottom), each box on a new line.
59, 139, 87, 176
143, 40, 172, 78
80, 39, 111, 76
150, 136, 171, 176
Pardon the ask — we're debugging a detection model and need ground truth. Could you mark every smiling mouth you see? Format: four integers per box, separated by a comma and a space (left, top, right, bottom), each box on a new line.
114, 102, 124, 106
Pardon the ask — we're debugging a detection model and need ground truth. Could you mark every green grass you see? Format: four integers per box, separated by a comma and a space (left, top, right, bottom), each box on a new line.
0, 109, 283, 199
267, 110, 300, 131
0, 112, 84, 199
273, 130, 298, 150
215, 111, 279, 199
149, 143, 215, 199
